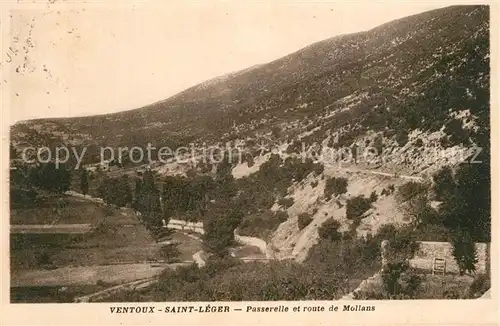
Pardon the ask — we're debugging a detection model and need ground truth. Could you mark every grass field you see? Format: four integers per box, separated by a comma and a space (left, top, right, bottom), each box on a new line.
11, 285, 110, 303
10, 219, 163, 270
10, 195, 109, 225
11, 263, 170, 287
10, 195, 163, 270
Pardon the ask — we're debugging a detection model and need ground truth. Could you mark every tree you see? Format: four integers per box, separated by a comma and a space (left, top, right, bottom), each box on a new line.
202, 193, 242, 257
215, 155, 236, 199
351, 142, 359, 164
131, 171, 163, 233
116, 175, 132, 207
373, 137, 384, 156
80, 169, 89, 196
444, 118, 469, 145
427, 149, 490, 274
451, 229, 478, 275
381, 261, 422, 299
395, 131, 409, 147
203, 215, 236, 257
432, 166, 454, 201
438, 159, 490, 242
33, 162, 71, 193
58, 166, 71, 193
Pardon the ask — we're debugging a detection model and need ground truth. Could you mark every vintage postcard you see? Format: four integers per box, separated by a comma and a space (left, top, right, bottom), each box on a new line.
1, 0, 498, 325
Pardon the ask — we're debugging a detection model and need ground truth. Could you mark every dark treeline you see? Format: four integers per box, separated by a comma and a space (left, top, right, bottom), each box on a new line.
10, 161, 71, 208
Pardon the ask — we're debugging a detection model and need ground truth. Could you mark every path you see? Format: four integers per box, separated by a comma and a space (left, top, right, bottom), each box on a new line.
10, 224, 93, 234
192, 250, 206, 268
64, 190, 104, 204
336, 166, 424, 182
74, 277, 159, 303
234, 232, 269, 257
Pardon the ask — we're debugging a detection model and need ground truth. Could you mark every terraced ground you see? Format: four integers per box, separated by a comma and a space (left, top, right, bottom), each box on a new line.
9, 193, 205, 302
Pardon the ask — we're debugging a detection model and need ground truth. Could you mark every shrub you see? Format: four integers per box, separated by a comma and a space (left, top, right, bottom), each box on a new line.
451, 230, 478, 275
287, 140, 303, 154
369, 191, 378, 203
324, 177, 348, 200
397, 181, 426, 202
298, 213, 313, 230
313, 163, 325, 176
36, 250, 52, 266
444, 118, 469, 145
318, 219, 342, 241
96, 279, 107, 287
274, 210, 289, 223
381, 262, 422, 298
307, 233, 382, 287
238, 211, 288, 239
381, 226, 420, 263
310, 180, 319, 188
395, 131, 409, 147
432, 166, 455, 201
443, 288, 461, 299
278, 197, 294, 208
147, 257, 349, 301
414, 138, 424, 147
346, 195, 372, 219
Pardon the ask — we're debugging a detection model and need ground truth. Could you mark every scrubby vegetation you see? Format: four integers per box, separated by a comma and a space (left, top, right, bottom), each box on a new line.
297, 213, 313, 230
324, 177, 348, 200
98, 175, 133, 208
238, 211, 288, 239
318, 219, 342, 241
346, 195, 372, 219
103, 257, 351, 302
431, 148, 490, 274
233, 155, 324, 238
397, 181, 427, 202
277, 197, 294, 208
10, 5, 491, 302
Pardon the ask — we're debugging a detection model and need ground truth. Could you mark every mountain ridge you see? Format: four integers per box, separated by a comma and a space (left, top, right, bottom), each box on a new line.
11, 5, 489, 159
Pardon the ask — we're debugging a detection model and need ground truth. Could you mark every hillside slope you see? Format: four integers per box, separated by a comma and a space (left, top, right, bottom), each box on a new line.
11, 5, 489, 155
9, 5, 491, 266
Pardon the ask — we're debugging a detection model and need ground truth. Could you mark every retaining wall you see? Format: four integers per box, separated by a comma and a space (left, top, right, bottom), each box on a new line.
167, 219, 204, 234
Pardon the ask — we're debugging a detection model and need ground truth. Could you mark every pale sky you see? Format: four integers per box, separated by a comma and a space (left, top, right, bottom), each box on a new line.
6, 1, 448, 124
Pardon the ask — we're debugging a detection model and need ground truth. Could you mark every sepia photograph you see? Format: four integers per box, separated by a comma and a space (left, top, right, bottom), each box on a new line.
3, 0, 494, 310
